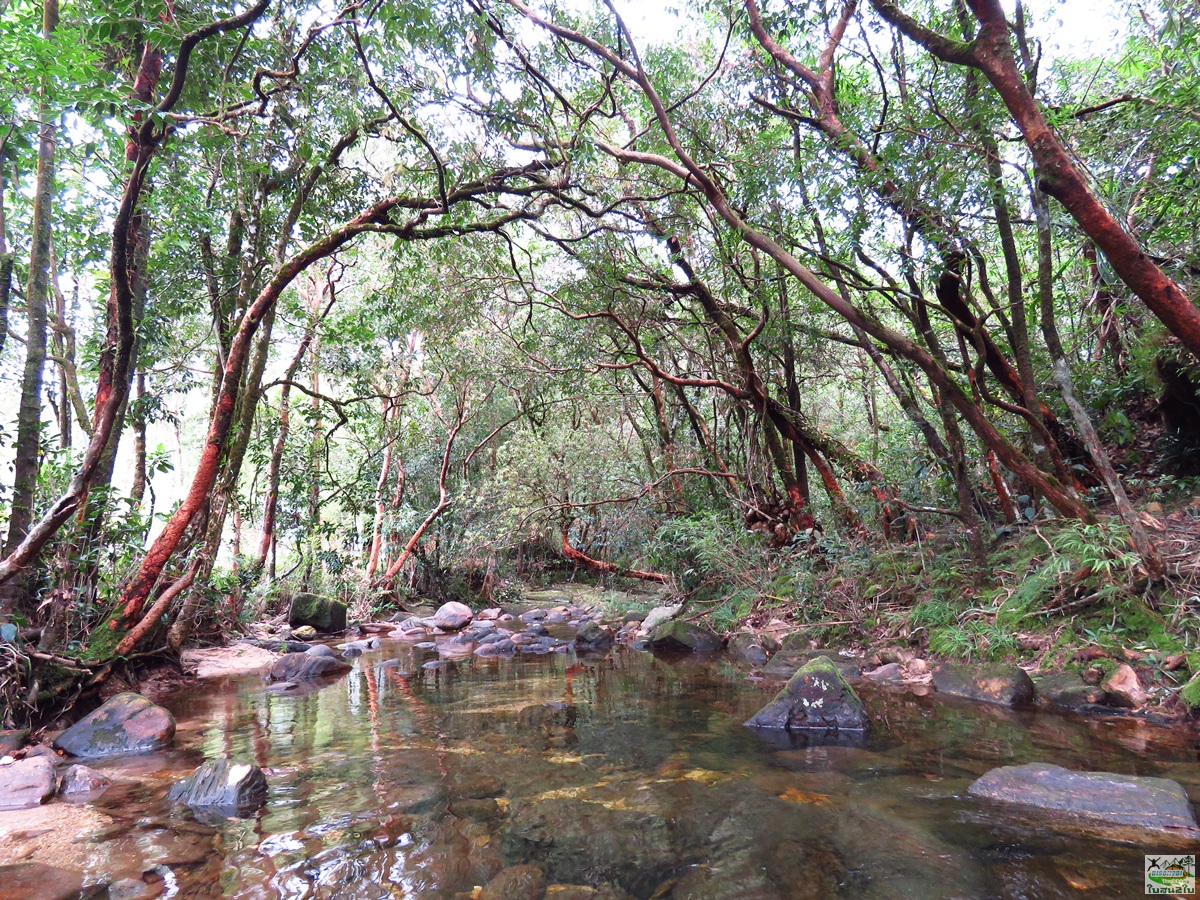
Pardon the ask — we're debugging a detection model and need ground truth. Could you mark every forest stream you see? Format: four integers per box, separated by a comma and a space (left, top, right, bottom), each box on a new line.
8, 626, 1200, 899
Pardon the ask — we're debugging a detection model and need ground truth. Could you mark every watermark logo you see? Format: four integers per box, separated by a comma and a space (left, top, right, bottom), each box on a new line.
1146, 855, 1196, 895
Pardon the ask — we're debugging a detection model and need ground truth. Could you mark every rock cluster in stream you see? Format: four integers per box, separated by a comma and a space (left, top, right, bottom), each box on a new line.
385, 600, 616, 659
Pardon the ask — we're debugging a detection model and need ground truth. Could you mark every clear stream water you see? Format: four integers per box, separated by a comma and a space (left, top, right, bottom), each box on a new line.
44, 638, 1200, 898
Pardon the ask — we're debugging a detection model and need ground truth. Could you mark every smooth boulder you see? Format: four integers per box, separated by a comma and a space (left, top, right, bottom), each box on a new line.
52, 692, 175, 758
288, 592, 347, 633
267, 652, 351, 682
968, 762, 1198, 833
168, 758, 268, 816
1034, 672, 1107, 710
433, 601, 474, 631
931, 662, 1034, 707
745, 656, 870, 733
0, 757, 56, 810
649, 620, 721, 653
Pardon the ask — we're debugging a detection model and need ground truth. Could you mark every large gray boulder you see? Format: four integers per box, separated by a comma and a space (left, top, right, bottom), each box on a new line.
433, 601, 474, 631
649, 620, 721, 653
267, 651, 351, 682
52, 692, 175, 758
0, 757, 56, 810
745, 656, 870, 733
288, 592, 347, 633
167, 758, 268, 816
968, 762, 1198, 834
931, 662, 1034, 707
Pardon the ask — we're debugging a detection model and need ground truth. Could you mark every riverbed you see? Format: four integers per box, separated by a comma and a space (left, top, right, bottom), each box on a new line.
7, 637, 1200, 897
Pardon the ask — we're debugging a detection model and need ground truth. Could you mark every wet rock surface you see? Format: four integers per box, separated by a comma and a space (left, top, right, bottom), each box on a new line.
167, 758, 268, 816
52, 692, 175, 758
57, 764, 110, 799
968, 762, 1199, 834
0, 757, 56, 810
0, 863, 87, 900
287, 592, 347, 633
267, 651, 352, 681
931, 662, 1035, 707
745, 656, 870, 735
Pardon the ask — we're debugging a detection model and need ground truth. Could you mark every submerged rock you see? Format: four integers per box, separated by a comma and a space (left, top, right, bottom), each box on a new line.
267, 652, 351, 681
0, 757, 56, 810
968, 762, 1198, 834
745, 656, 870, 734
288, 592, 347, 633
52, 692, 175, 758
167, 758, 268, 816
434, 601, 474, 631
931, 662, 1034, 707
58, 764, 111, 799
479, 864, 546, 900
0, 863, 87, 900
649, 620, 721, 654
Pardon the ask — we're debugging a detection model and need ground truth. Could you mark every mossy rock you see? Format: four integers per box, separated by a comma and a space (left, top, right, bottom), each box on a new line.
1180, 673, 1200, 709
745, 656, 870, 733
288, 592, 347, 633
648, 619, 720, 653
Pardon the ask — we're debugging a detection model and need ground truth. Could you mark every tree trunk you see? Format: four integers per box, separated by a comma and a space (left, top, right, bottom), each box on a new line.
874, 0, 1200, 361
4, 0, 59, 556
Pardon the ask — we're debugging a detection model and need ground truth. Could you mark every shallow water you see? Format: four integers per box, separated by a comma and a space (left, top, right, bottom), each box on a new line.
57, 640, 1200, 897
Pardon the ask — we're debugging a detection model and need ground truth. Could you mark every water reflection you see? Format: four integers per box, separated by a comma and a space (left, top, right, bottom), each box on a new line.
64, 641, 1200, 897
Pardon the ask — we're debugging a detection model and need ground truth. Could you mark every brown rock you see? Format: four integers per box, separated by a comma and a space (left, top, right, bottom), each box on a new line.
479, 865, 547, 900
0, 757, 56, 810
1103, 664, 1149, 708
0, 863, 86, 900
